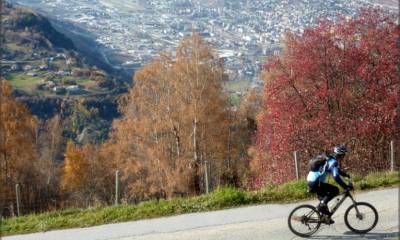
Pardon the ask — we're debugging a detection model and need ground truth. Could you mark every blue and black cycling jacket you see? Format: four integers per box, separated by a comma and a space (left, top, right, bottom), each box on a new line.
307, 156, 349, 190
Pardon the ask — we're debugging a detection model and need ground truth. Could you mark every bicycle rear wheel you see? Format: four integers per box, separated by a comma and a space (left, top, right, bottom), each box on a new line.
344, 202, 378, 234
288, 204, 321, 237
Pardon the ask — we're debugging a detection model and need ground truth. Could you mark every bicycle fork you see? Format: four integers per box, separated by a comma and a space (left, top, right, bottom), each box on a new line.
348, 193, 363, 220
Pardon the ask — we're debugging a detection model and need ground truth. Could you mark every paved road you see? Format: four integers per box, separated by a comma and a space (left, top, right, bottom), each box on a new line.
4, 188, 399, 240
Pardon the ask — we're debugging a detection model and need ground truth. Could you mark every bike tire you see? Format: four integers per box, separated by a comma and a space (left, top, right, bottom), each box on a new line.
344, 202, 378, 234
288, 204, 321, 237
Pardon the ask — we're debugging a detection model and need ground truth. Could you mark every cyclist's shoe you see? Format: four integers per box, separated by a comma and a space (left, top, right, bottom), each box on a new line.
321, 215, 335, 225
317, 203, 331, 216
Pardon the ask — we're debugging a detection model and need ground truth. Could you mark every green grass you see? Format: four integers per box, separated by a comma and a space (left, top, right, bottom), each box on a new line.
6, 72, 97, 96
5, 43, 28, 52
224, 80, 251, 106
75, 78, 93, 86
229, 93, 241, 106
224, 80, 251, 92
57, 76, 93, 87
6, 73, 43, 92
1, 171, 398, 236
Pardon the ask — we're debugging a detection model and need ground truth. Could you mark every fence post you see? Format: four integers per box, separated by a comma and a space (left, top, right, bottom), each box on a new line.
115, 170, 119, 205
204, 161, 209, 194
294, 151, 300, 180
15, 184, 21, 216
390, 140, 394, 172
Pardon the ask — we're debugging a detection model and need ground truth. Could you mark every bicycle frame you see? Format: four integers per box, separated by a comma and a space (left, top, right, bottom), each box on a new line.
329, 190, 358, 216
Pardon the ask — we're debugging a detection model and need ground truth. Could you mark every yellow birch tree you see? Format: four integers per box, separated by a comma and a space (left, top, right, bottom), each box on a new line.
108, 35, 232, 201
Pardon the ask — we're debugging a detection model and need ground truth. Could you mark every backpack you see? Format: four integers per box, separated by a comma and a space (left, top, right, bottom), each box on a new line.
308, 153, 329, 172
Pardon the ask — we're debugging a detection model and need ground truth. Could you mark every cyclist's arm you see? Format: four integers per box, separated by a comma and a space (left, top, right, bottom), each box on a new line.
332, 165, 349, 189
338, 168, 350, 178
329, 160, 349, 189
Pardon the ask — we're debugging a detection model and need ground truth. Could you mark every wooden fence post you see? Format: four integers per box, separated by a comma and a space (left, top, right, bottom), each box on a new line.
390, 140, 395, 172
115, 170, 119, 205
294, 151, 300, 180
15, 184, 21, 216
204, 161, 209, 194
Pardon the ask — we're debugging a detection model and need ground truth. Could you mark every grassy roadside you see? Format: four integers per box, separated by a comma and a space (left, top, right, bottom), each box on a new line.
1, 171, 398, 236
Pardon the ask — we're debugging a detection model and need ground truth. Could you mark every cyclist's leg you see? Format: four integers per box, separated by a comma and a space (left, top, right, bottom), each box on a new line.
308, 182, 327, 213
319, 182, 339, 205
315, 183, 338, 224
316, 187, 330, 214
317, 183, 339, 216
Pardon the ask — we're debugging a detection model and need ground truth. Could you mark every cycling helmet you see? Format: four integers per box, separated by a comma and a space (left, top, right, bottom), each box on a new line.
333, 144, 347, 156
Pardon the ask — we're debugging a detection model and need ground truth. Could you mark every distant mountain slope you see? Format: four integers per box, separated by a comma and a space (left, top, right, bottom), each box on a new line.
1, 1, 130, 86
1, 1, 75, 60
49, 18, 132, 82
0, 1, 123, 128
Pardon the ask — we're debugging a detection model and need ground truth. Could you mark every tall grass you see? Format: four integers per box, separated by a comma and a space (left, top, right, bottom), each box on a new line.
1, 171, 398, 236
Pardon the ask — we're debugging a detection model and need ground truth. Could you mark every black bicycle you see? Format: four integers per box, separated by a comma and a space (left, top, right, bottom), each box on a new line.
288, 179, 378, 237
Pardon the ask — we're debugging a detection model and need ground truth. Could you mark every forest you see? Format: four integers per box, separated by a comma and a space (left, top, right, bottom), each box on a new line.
0, 8, 398, 216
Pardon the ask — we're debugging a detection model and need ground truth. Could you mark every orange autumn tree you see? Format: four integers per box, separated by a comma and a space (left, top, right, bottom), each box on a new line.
61, 140, 116, 204
108, 35, 233, 201
61, 141, 88, 196
0, 79, 41, 214
235, 89, 263, 186
81, 143, 117, 203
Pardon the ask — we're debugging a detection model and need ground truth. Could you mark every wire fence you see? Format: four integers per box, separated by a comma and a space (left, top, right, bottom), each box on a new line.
1, 140, 397, 218
292, 140, 398, 180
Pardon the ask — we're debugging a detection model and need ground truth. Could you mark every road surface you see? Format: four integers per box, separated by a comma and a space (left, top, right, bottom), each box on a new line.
4, 187, 399, 240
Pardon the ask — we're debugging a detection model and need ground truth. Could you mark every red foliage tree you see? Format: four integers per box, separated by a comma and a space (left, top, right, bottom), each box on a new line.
255, 8, 399, 185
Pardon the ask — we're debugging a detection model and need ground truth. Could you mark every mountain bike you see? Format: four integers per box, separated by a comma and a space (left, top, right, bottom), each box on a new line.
288, 179, 378, 237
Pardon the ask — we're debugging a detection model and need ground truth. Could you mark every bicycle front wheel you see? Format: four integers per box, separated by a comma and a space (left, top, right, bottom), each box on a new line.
344, 202, 378, 234
288, 204, 321, 237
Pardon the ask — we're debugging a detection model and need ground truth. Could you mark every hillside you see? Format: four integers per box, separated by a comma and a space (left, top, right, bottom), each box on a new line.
1, 2, 126, 98
1, 2, 124, 147
1, 2, 75, 57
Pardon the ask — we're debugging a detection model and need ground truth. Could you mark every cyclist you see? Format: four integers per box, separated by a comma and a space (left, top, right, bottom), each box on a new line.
306, 144, 353, 224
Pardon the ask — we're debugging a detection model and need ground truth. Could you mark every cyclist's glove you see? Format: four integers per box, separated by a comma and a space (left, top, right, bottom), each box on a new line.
346, 184, 354, 191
